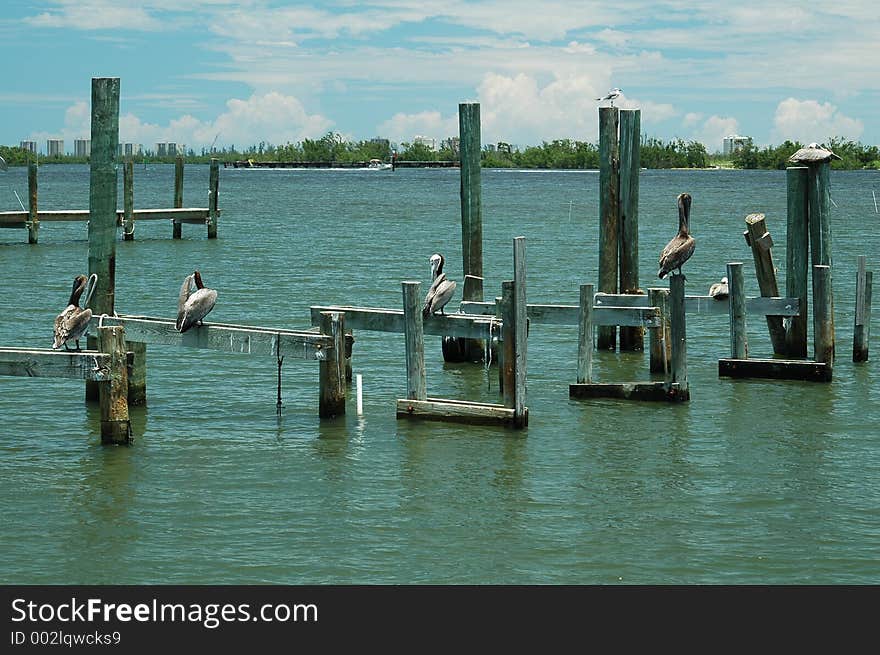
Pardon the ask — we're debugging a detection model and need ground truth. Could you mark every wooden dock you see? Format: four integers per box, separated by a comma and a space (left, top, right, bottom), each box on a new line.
224, 160, 458, 169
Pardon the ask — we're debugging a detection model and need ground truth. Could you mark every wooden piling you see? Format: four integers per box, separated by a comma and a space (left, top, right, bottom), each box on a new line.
813, 265, 834, 372
442, 274, 484, 362
318, 311, 346, 417
459, 103, 483, 283
728, 262, 747, 359
669, 274, 688, 397
208, 158, 219, 239
86, 77, 120, 403
27, 161, 38, 244
598, 106, 620, 350
98, 324, 131, 444
172, 155, 184, 239
401, 281, 427, 402
618, 108, 642, 351
500, 281, 515, 412
808, 161, 835, 357
648, 287, 671, 374
744, 213, 785, 354
513, 237, 527, 426
785, 167, 809, 357
853, 256, 872, 362
123, 159, 134, 240
127, 340, 147, 405
576, 283, 594, 383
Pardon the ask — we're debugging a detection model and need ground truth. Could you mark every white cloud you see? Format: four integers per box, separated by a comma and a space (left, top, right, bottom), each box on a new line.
772, 98, 864, 142
376, 111, 458, 146
691, 116, 740, 151
24, 1, 163, 30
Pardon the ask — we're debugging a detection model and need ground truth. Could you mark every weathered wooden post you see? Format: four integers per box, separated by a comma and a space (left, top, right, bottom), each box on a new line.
669, 274, 688, 398
513, 237, 527, 427
401, 281, 427, 402
597, 106, 620, 350
495, 294, 505, 394
728, 262, 747, 359
813, 265, 834, 374
648, 287, 671, 374
98, 324, 131, 444
208, 158, 219, 239
86, 77, 120, 403
576, 283, 594, 383
501, 279, 528, 427
808, 161, 834, 357
27, 161, 38, 244
744, 213, 785, 354
172, 155, 184, 239
453, 102, 483, 362
854, 256, 872, 362
618, 108, 643, 351
123, 159, 134, 240
318, 311, 346, 417
785, 166, 809, 357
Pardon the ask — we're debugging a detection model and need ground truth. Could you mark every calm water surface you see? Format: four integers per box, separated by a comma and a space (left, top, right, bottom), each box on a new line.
1, 164, 878, 584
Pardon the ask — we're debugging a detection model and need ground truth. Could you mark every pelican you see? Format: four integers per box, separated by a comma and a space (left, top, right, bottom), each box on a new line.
422, 253, 457, 318
52, 273, 96, 351
595, 88, 622, 106
788, 142, 842, 164
709, 276, 729, 300
658, 192, 696, 279
176, 270, 217, 333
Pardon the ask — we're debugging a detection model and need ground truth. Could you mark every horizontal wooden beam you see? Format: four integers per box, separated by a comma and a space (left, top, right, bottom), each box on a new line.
718, 358, 831, 382
89, 314, 333, 360
569, 381, 689, 402
0, 208, 214, 225
458, 301, 659, 327
0, 348, 112, 381
396, 397, 524, 426
594, 293, 800, 317
309, 305, 497, 339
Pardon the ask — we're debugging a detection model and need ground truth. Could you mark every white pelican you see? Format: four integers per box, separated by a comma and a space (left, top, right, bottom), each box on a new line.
52, 273, 96, 351
595, 88, 622, 106
176, 270, 217, 333
709, 276, 729, 300
788, 143, 842, 164
658, 193, 696, 279
422, 253, 457, 318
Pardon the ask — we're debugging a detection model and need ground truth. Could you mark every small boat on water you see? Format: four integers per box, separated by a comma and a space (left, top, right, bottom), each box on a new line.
367, 158, 393, 171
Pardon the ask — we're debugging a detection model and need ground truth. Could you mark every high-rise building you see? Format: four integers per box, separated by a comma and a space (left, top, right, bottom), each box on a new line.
722, 135, 751, 156
74, 139, 91, 158
413, 135, 436, 150
47, 139, 64, 156
20, 141, 37, 154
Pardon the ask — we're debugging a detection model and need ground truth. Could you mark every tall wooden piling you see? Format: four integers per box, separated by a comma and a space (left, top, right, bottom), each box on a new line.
648, 287, 671, 374
27, 161, 38, 244
808, 162, 834, 358
459, 102, 483, 284
318, 311, 346, 417
123, 160, 134, 240
743, 214, 785, 354
813, 265, 834, 372
98, 324, 131, 444
597, 106, 620, 350
402, 281, 427, 401
618, 108, 642, 351
208, 158, 219, 239
853, 256, 872, 363
576, 283, 594, 383
728, 262, 747, 359
669, 274, 687, 395
786, 166, 809, 357
172, 155, 184, 239
86, 77, 120, 403
513, 237, 527, 426
501, 282, 515, 410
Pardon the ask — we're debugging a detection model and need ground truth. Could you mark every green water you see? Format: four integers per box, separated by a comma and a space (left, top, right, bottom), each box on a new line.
1, 164, 878, 583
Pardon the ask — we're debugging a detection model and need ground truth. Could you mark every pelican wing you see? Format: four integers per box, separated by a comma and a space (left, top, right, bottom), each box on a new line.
178, 288, 217, 333
53, 307, 92, 349
423, 278, 457, 317
658, 235, 696, 278
53, 305, 77, 349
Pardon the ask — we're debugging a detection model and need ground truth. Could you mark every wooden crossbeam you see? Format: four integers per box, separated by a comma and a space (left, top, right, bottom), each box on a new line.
0, 208, 215, 225
569, 381, 689, 402
719, 358, 831, 382
594, 293, 800, 316
88, 315, 333, 359
309, 305, 497, 339
458, 300, 660, 327
396, 397, 520, 425
0, 348, 112, 381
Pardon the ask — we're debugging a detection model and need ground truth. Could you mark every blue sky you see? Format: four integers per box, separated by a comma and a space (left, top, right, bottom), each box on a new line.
2, 1, 877, 154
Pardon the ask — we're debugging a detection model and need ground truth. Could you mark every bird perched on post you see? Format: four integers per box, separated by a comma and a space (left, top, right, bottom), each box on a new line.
658, 193, 696, 279
788, 142, 842, 164
709, 276, 729, 300
176, 270, 217, 332
422, 253, 457, 318
53, 273, 96, 351
595, 88, 622, 106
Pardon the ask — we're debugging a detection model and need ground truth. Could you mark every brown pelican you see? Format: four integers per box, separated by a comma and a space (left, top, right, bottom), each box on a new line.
788, 143, 842, 164
422, 253, 457, 318
658, 192, 696, 279
176, 270, 217, 332
52, 273, 96, 351
709, 276, 729, 300
595, 88, 622, 106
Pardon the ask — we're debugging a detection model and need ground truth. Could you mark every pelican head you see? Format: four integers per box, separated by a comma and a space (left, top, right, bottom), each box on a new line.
429, 253, 444, 279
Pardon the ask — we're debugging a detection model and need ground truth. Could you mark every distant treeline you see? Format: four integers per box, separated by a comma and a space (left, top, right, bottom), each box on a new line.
2, 133, 878, 170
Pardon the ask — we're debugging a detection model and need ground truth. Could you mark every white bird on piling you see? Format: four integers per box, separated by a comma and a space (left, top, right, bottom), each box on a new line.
176, 270, 217, 333
422, 253, 457, 318
595, 88, 622, 106
658, 193, 696, 279
788, 142, 842, 164
709, 276, 729, 300
53, 273, 96, 351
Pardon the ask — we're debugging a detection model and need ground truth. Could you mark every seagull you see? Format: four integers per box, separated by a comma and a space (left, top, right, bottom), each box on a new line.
788, 142, 842, 164
658, 193, 696, 279
595, 88, 622, 106
709, 276, 729, 300
422, 253, 457, 318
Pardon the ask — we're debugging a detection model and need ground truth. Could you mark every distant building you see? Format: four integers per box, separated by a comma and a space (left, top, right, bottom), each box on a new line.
167, 142, 178, 157
156, 142, 181, 157
74, 139, 91, 158
441, 136, 460, 155
722, 134, 752, 156
47, 139, 64, 157
20, 140, 37, 154
156, 143, 167, 157
413, 135, 436, 151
